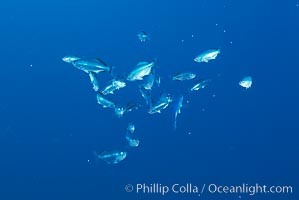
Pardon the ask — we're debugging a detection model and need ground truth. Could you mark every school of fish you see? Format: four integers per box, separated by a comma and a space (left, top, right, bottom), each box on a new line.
62, 31, 252, 165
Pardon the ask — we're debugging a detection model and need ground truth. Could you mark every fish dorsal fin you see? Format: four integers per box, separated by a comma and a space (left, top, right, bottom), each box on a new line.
96, 58, 107, 66
173, 72, 181, 77
136, 62, 148, 67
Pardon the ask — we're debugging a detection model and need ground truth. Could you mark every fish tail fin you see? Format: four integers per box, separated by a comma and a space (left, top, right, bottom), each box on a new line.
92, 151, 101, 165
92, 151, 98, 157
217, 46, 222, 53
152, 57, 158, 67
168, 74, 175, 81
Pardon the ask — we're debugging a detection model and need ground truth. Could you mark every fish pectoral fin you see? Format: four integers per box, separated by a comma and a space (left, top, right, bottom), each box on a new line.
96, 58, 108, 66
136, 62, 148, 66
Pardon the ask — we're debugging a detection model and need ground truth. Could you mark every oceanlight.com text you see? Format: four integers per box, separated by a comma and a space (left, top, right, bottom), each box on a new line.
208, 183, 293, 196
124, 183, 293, 197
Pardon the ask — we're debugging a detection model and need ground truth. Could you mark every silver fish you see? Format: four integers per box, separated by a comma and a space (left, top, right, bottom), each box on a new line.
88, 72, 100, 92
194, 49, 220, 63
72, 58, 112, 74
127, 123, 135, 134
127, 61, 155, 81
126, 136, 139, 147
172, 72, 196, 81
139, 85, 153, 107
101, 79, 126, 95
96, 93, 116, 108
173, 96, 184, 130
125, 102, 142, 112
148, 93, 173, 114
190, 79, 211, 92
95, 150, 127, 165
126, 123, 139, 147
239, 76, 252, 89
114, 103, 141, 118
155, 74, 161, 87
143, 73, 155, 90
114, 106, 126, 118
143, 69, 161, 90
137, 31, 150, 42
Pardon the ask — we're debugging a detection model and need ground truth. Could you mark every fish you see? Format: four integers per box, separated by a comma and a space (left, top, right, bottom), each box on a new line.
126, 135, 139, 147
155, 74, 161, 87
137, 31, 150, 42
143, 69, 161, 90
72, 58, 113, 74
172, 72, 196, 81
114, 106, 126, 118
173, 96, 184, 130
124, 102, 142, 112
127, 61, 155, 81
143, 72, 155, 90
101, 79, 126, 95
239, 76, 252, 89
114, 103, 141, 118
95, 150, 127, 164
126, 123, 139, 147
148, 93, 173, 114
127, 123, 135, 134
96, 93, 116, 108
194, 49, 220, 63
190, 79, 211, 92
62, 55, 81, 63
88, 72, 100, 92
139, 85, 153, 107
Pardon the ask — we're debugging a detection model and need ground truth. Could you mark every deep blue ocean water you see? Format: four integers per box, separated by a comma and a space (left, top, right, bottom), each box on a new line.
0, 0, 298, 199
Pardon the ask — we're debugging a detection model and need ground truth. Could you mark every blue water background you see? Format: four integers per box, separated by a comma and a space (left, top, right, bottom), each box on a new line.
0, 0, 298, 199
